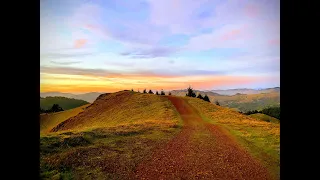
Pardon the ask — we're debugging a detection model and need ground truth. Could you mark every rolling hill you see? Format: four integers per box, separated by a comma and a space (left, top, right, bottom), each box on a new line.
40, 96, 89, 111
211, 87, 280, 95
40, 92, 104, 103
40, 90, 279, 179
40, 104, 90, 134
170, 89, 280, 112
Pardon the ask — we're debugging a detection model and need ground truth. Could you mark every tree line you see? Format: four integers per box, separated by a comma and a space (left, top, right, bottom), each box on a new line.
40, 104, 64, 114
241, 106, 280, 120
131, 88, 171, 96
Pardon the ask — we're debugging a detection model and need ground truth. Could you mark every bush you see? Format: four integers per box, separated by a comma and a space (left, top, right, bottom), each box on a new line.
148, 90, 154, 94
215, 101, 220, 106
203, 95, 210, 102
197, 94, 203, 99
168, 92, 172, 95
143, 89, 147, 93
160, 90, 165, 95
156, 91, 159, 95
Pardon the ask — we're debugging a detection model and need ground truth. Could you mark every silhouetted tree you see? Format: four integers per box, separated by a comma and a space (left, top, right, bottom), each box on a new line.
148, 90, 154, 94
186, 86, 196, 97
143, 89, 147, 93
138, 89, 140, 93
168, 92, 172, 95
156, 91, 159, 95
160, 90, 165, 95
215, 101, 220, 106
131, 89, 133, 92
50, 104, 64, 113
197, 94, 203, 99
203, 95, 210, 102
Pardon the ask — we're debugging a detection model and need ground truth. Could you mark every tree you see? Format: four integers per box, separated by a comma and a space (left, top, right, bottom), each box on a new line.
138, 89, 140, 93
143, 89, 147, 93
197, 93, 203, 99
215, 101, 220, 106
186, 86, 196, 97
50, 104, 64, 113
131, 89, 133, 92
168, 92, 172, 95
156, 91, 159, 95
203, 95, 210, 102
148, 89, 154, 94
160, 90, 165, 95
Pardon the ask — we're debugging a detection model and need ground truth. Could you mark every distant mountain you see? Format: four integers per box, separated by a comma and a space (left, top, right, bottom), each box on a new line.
170, 88, 280, 112
40, 96, 89, 110
40, 92, 104, 103
210, 87, 280, 96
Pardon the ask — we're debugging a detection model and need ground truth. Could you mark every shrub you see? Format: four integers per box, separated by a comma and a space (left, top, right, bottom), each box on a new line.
156, 91, 159, 95
168, 92, 172, 95
160, 90, 165, 95
197, 94, 203, 99
215, 101, 220, 106
148, 90, 154, 94
143, 89, 147, 93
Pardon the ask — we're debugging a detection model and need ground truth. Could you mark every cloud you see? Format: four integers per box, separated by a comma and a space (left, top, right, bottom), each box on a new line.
120, 47, 177, 58
50, 61, 82, 65
41, 52, 95, 59
74, 39, 88, 48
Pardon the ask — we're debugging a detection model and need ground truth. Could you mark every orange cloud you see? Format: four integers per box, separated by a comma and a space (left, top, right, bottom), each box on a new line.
74, 39, 88, 48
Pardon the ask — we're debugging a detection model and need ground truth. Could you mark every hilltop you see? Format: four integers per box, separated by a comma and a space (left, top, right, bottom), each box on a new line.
211, 87, 280, 95
40, 96, 89, 111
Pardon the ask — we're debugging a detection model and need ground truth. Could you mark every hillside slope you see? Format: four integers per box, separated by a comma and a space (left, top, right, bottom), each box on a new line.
249, 113, 280, 123
51, 91, 180, 132
40, 104, 90, 134
40, 96, 89, 110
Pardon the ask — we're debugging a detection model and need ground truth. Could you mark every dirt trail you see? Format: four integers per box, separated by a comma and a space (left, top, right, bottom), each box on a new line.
135, 96, 272, 180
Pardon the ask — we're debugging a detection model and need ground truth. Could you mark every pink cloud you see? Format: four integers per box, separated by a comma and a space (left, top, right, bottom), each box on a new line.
74, 39, 88, 48
268, 39, 280, 46
220, 29, 242, 41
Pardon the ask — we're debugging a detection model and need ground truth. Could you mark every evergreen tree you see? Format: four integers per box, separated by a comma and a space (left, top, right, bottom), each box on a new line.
160, 90, 165, 95
131, 89, 133, 92
148, 90, 154, 94
156, 91, 159, 95
186, 86, 196, 97
143, 89, 147, 93
203, 95, 210, 102
197, 93, 203, 99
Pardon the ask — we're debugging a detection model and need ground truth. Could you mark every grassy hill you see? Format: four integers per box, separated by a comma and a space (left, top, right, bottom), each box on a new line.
40, 90, 279, 179
171, 90, 280, 112
40, 104, 90, 134
40, 92, 104, 103
40, 91, 182, 179
249, 113, 280, 123
40, 96, 89, 111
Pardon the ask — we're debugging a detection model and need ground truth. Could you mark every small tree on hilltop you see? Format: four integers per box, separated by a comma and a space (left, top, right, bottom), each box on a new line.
197, 93, 203, 99
203, 95, 210, 102
186, 86, 196, 97
156, 91, 159, 95
143, 89, 147, 93
148, 89, 154, 94
215, 101, 220, 106
160, 90, 165, 95
50, 104, 64, 113
169, 92, 172, 95
131, 89, 133, 92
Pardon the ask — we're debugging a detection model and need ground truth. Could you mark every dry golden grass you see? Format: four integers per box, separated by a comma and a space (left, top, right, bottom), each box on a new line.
184, 96, 280, 178
51, 91, 181, 132
40, 104, 90, 134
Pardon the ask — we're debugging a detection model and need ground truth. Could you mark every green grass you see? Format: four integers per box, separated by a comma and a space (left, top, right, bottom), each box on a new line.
249, 113, 280, 123
40, 96, 89, 111
185, 97, 280, 180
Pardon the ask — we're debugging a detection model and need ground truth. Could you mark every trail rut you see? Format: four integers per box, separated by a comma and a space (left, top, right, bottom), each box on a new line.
135, 96, 272, 180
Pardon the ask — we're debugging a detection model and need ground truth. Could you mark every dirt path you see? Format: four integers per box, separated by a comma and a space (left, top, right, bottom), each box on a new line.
135, 96, 272, 180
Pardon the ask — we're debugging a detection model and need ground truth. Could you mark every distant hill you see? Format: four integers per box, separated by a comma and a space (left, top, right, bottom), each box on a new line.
170, 88, 280, 112
40, 92, 104, 103
210, 87, 280, 96
40, 96, 89, 111
40, 104, 90, 134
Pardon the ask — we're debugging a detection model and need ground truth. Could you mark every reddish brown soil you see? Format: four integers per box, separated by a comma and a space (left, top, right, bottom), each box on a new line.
135, 96, 273, 180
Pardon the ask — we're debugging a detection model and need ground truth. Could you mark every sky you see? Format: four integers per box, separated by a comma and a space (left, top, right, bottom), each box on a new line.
40, 0, 280, 93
